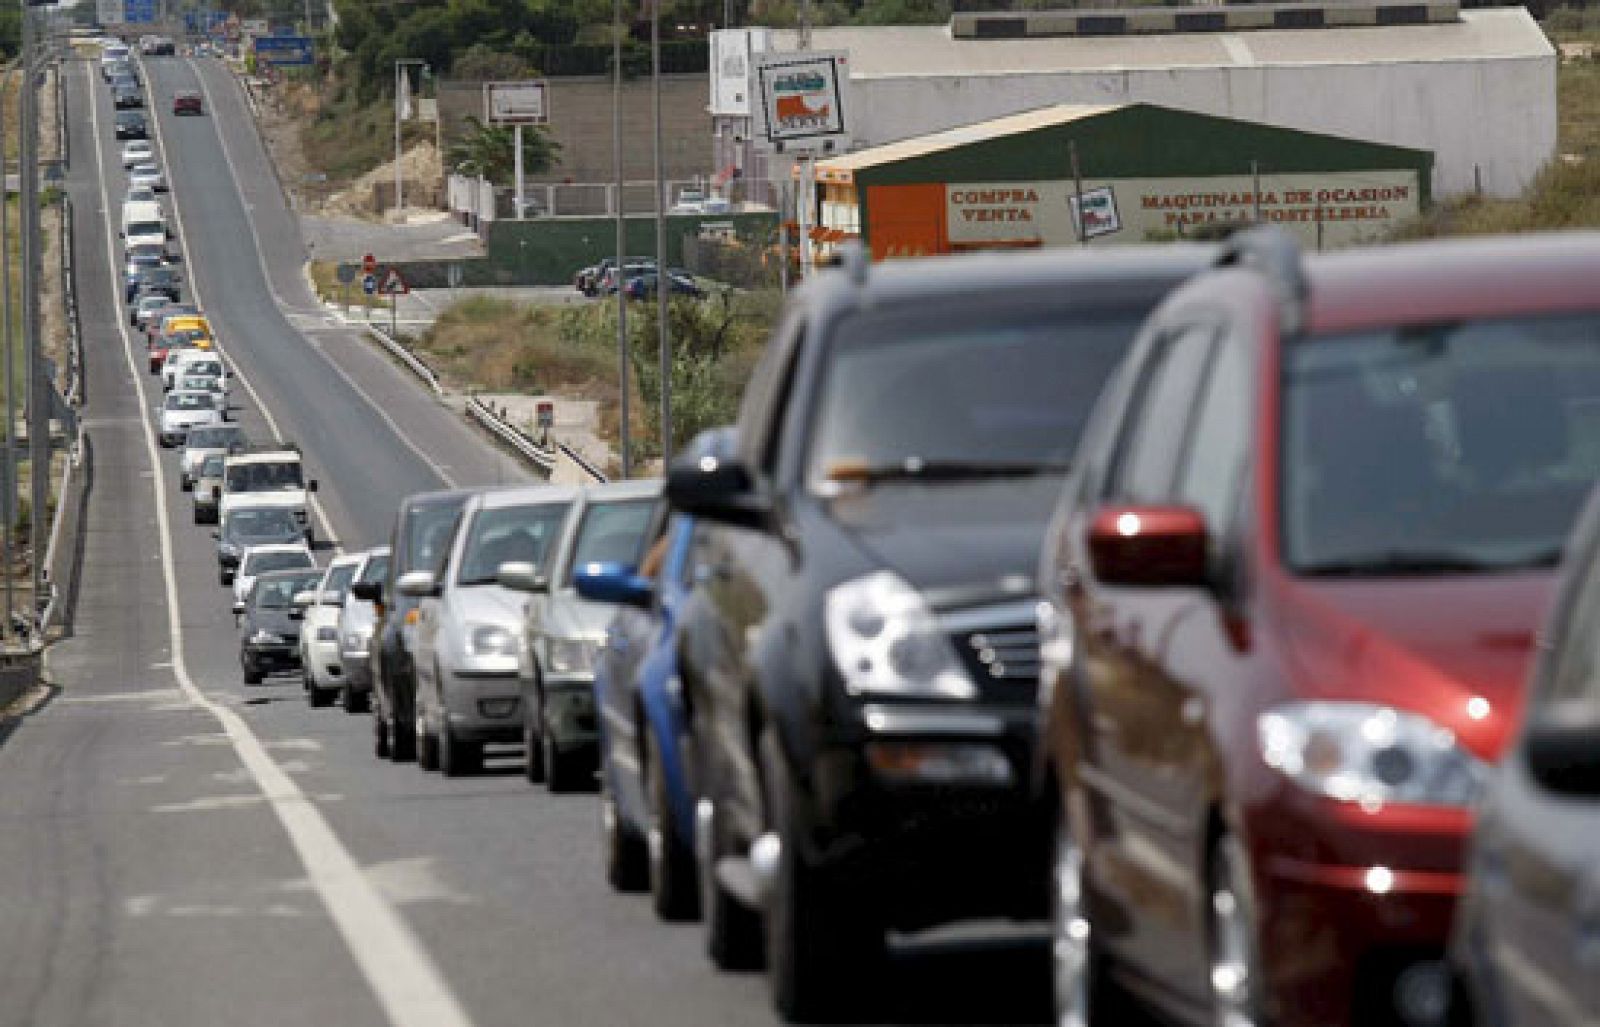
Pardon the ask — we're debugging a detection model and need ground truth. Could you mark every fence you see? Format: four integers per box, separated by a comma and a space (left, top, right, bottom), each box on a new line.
447, 175, 738, 222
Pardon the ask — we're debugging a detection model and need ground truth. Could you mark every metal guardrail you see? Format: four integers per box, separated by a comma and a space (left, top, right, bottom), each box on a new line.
364, 324, 443, 398
557, 439, 609, 483
37, 427, 87, 640
61, 195, 81, 406
464, 396, 555, 474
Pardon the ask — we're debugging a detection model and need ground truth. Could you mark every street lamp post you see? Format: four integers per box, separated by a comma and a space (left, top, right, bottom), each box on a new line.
613, 0, 631, 478
393, 58, 427, 220
651, 0, 671, 461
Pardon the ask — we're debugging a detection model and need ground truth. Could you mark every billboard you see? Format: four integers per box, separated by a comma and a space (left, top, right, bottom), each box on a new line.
124, 0, 156, 24
253, 35, 314, 66
709, 29, 770, 117
483, 81, 548, 125
751, 51, 850, 155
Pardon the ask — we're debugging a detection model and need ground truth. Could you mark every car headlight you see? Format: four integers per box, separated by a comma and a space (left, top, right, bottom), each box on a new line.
316, 626, 338, 642
1258, 702, 1488, 808
249, 629, 281, 645
824, 571, 975, 700
547, 636, 599, 674
468, 624, 519, 658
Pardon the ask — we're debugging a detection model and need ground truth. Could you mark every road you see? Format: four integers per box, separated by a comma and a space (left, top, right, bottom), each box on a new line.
0, 56, 1053, 1027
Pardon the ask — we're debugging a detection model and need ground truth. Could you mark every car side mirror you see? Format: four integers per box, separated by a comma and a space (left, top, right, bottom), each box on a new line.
665, 426, 770, 530
351, 580, 381, 603
1087, 504, 1209, 588
575, 562, 653, 609
395, 570, 438, 598
1524, 700, 1600, 796
497, 561, 547, 594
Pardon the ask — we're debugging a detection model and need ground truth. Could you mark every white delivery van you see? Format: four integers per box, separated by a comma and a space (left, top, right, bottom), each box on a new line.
121, 200, 168, 249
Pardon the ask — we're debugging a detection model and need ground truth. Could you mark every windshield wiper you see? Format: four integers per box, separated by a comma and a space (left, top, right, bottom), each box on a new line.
1299, 547, 1562, 577
828, 459, 1070, 484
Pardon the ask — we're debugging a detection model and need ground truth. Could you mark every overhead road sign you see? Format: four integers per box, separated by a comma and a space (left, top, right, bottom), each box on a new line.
253, 35, 314, 67
484, 81, 549, 125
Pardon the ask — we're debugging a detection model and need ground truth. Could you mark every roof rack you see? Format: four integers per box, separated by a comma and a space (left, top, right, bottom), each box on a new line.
1215, 225, 1309, 335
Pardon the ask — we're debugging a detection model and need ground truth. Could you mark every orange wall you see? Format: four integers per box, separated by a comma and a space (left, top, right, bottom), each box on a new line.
864, 183, 946, 260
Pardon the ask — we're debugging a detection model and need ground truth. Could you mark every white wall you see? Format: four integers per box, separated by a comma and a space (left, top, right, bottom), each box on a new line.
856, 56, 1554, 199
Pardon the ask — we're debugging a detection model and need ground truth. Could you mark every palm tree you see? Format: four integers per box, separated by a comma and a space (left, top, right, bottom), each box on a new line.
446, 116, 561, 186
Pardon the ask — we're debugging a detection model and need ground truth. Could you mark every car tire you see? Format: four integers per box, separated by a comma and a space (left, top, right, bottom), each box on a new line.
341, 685, 369, 714
219, 572, 232, 587
192, 507, 201, 525
1207, 832, 1265, 1027
698, 793, 764, 971
645, 727, 698, 921
601, 775, 648, 892
416, 714, 440, 772
387, 706, 416, 762
761, 730, 882, 1021
373, 710, 391, 759
307, 680, 333, 708
544, 734, 589, 794
523, 715, 546, 785
179, 475, 191, 492
439, 721, 481, 778
242, 659, 262, 685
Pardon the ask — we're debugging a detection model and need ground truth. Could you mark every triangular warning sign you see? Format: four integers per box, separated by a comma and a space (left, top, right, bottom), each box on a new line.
378, 267, 410, 295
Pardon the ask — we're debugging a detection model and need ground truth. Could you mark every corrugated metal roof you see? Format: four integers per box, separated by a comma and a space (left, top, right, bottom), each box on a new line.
816, 104, 1125, 176
772, 9, 1549, 78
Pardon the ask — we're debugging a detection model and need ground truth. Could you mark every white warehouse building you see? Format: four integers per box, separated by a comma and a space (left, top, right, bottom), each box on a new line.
751, 5, 1553, 199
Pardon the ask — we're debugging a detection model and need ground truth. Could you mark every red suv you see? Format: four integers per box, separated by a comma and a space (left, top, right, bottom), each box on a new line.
1037, 229, 1600, 1027
173, 90, 202, 116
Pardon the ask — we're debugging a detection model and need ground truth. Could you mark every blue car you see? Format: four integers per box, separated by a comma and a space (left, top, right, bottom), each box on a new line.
578, 515, 700, 921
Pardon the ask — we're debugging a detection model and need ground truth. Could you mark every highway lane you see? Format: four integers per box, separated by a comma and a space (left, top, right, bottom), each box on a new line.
0, 54, 1056, 1027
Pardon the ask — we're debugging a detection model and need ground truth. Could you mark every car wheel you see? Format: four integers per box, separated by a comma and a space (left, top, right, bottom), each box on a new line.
645, 727, 698, 921
373, 709, 390, 759
307, 679, 333, 708
698, 795, 764, 971
416, 713, 440, 772
601, 773, 648, 892
387, 703, 416, 762
439, 721, 481, 778
1053, 807, 1108, 1027
192, 507, 201, 525
180, 475, 191, 492
341, 685, 368, 714
544, 733, 589, 793
523, 714, 546, 784
761, 730, 882, 1021
1208, 832, 1265, 1027
242, 659, 262, 685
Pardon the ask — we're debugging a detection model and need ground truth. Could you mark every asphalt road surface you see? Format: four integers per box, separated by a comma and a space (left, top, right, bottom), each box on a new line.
0, 56, 1054, 1027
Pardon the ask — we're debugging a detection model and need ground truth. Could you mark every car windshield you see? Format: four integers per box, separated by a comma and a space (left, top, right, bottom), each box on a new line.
182, 377, 217, 391
187, 426, 239, 449
166, 392, 214, 411
457, 502, 572, 585
359, 553, 390, 585
128, 221, 164, 237
245, 550, 313, 575
563, 499, 659, 585
253, 576, 307, 609
226, 462, 304, 492
201, 454, 225, 475
187, 361, 223, 377
805, 300, 1145, 485
319, 562, 359, 603
226, 508, 299, 540
1282, 312, 1600, 575
404, 500, 466, 576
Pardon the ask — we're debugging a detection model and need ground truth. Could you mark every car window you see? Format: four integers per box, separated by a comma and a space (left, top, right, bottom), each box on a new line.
1544, 534, 1600, 709
1175, 335, 1251, 534
1282, 312, 1600, 574
564, 499, 660, 585
255, 578, 301, 609
246, 551, 313, 575
359, 554, 390, 585
167, 393, 214, 411
405, 500, 465, 576
201, 454, 225, 475
320, 563, 358, 602
227, 509, 298, 538
226, 461, 304, 492
1108, 324, 1217, 503
456, 502, 572, 586
806, 300, 1145, 486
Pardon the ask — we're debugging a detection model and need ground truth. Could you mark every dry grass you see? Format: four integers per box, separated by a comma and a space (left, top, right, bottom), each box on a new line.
417, 296, 618, 396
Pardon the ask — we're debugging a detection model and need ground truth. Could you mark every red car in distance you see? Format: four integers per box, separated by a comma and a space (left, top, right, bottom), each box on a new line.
1037, 229, 1600, 1027
172, 90, 203, 116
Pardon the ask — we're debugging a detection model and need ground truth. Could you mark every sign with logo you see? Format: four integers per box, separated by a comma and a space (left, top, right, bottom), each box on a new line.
253, 35, 313, 66
484, 81, 548, 126
377, 267, 410, 296
709, 29, 769, 117
751, 51, 850, 154
1069, 186, 1121, 240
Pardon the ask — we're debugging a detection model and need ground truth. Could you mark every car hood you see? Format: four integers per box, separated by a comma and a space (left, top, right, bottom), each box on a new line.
248, 609, 299, 638
1271, 570, 1559, 761
449, 584, 526, 628
162, 410, 217, 426
819, 476, 1063, 601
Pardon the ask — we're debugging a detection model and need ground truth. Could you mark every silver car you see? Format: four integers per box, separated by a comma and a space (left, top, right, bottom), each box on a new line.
180, 422, 245, 490
403, 485, 580, 777
337, 546, 391, 712
191, 452, 225, 524
158, 389, 222, 447
500, 479, 664, 791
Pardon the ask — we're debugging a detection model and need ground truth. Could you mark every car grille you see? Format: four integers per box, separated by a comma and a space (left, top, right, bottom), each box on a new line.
943, 600, 1040, 696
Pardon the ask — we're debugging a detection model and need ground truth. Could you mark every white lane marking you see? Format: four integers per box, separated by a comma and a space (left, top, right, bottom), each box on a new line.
137, 60, 341, 548
86, 69, 475, 1027
180, 59, 460, 491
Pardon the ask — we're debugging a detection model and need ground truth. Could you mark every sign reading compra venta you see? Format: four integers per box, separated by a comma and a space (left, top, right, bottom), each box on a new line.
932, 170, 1421, 250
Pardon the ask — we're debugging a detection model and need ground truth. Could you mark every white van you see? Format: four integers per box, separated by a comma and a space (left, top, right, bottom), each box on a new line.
121, 200, 167, 249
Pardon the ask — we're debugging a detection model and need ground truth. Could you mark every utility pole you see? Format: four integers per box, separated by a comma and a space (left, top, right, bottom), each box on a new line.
651, 0, 671, 460
613, 0, 631, 478
1069, 140, 1085, 246
1252, 159, 1262, 222
392, 60, 426, 220
0, 67, 13, 637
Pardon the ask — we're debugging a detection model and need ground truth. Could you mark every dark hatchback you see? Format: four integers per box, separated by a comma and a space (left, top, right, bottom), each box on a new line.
237, 568, 322, 684
114, 110, 147, 139
665, 245, 1207, 1020
363, 489, 472, 763
215, 506, 304, 585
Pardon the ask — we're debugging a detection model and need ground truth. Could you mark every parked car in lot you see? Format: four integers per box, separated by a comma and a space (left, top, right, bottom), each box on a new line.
368, 489, 473, 762
578, 514, 702, 917
157, 389, 222, 447
338, 547, 391, 714
662, 243, 1206, 1019
236, 568, 322, 685
1035, 228, 1600, 1027
575, 256, 652, 297
1453, 482, 1600, 1027
114, 110, 147, 139
624, 270, 704, 301
408, 485, 580, 776
502, 479, 664, 792
298, 554, 365, 709
191, 453, 226, 525
233, 543, 316, 606
215, 503, 305, 585
172, 89, 202, 115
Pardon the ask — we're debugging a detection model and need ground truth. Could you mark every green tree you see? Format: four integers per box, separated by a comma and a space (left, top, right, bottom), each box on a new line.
446, 116, 561, 184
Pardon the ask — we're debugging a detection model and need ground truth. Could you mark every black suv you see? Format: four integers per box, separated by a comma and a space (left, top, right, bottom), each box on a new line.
236, 567, 322, 684
114, 110, 147, 140
362, 489, 472, 763
664, 244, 1206, 1020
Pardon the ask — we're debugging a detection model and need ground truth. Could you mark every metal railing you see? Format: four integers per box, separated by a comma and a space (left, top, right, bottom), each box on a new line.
36, 427, 87, 640
464, 395, 555, 475
364, 324, 443, 398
